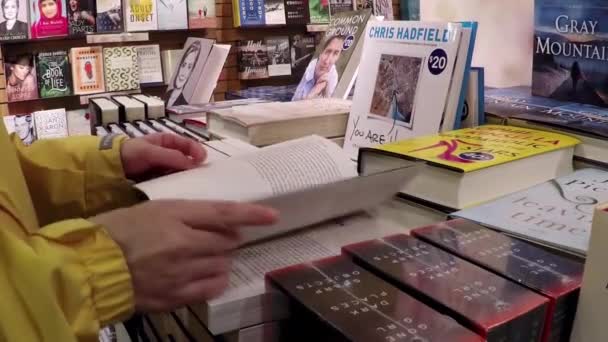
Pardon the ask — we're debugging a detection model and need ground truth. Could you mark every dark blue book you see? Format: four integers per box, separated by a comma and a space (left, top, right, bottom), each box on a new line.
238, 0, 265, 26
533, 0, 608, 107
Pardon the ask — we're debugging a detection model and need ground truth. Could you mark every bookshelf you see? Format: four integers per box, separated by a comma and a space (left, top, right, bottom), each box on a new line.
0, 0, 402, 116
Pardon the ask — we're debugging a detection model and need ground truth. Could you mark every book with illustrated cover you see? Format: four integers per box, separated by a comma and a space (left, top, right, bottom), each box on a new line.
308, 0, 328, 24
36, 50, 72, 98
357, 125, 580, 210
96, 0, 122, 32
125, 0, 158, 31
187, 0, 216, 28
70, 46, 105, 95
157, 0, 187, 29
451, 168, 608, 256
32, 108, 68, 139
292, 9, 372, 101
238, 40, 269, 79
290, 34, 315, 79
343, 235, 549, 341
266, 36, 291, 76
68, 0, 96, 35
135, 45, 163, 86
264, 0, 285, 25
284, 0, 308, 25
235, 0, 264, 26
266, 255, 484, 342
103, 46, 139, 92
533, 0, 608, 107
5, 53, 39, 102
29, 0, 68, 38
412, 219, 584, 342
0, 0, 28, 40
342, 21, 463, 159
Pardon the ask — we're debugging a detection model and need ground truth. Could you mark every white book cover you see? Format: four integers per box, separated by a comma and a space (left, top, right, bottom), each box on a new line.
136, 44, 163, 85
453, 168, 608, 256
66, 109, 92, 136
33, 108, 69, 139
156, 0, 188, 30
125, 0, 158, 31
343, 21, 462, 160
3, 115, 15, 134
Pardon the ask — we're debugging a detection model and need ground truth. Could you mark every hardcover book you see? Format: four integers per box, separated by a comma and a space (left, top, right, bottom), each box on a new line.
125, 0, 158, 31
533, 0, 608, 107
329, 0, 353, 16
66, 109, 92, 135
103, 46, 139, 92
187, 0, 216, 28
266, 255, 484, 342
308, 0, 328, 24
266, 36, 291, 76
353, 0, 371, 10
3, 115, 16, 133
236, 0, 264, 26
157, 0, 188, 29
264, 0, 285, 25
68, 0, 96, 35
36, 50, 72, 98
372, 0, 392, 19
0, 0, 28, 40
96, 0, 122, 32
343, 235, 549, 341
411, 219, 584, 342
29, 0, 68, 38
32, 108, 68, 139
284, 0, 309, 25
5, 53, 39, 102
342, 20, 463, 159
135, 44, 163, 86
238, 40, 269, 80
70, 46, 105, 95
290, 34, 315, 79
451, 168, 608, 256
357, 125, 580, 210
13, 114, 37, 145
292, 9, 372, 101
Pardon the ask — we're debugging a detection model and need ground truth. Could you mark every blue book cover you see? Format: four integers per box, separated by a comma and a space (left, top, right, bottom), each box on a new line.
453, 168, 608, 256
453, 21, 478, 129
239, 0, 265, 26
533, 0, 608, 107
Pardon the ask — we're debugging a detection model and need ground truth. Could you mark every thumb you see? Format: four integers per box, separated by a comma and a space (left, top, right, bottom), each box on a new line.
143, 144, 197, 172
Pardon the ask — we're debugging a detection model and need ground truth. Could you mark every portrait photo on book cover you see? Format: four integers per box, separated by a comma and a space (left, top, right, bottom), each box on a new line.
0, 0, 28, 40
5, 54, 39, 102
368, 54, 422, 129
292, 35, 345, 101
14, 114, 36, 145
165, 39, 202, 107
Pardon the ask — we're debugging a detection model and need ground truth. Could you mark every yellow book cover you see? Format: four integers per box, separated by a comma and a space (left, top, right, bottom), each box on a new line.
368, 125, 580, 172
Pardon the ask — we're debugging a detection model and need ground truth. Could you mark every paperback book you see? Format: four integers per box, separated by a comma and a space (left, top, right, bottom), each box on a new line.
29, 0, 68, 38
343, 235, 549, 341
412, 219, 584, 342
103, 46, 139, 92
329, 0, 353, 16
533, 0, 608, 107
96, 0, 122, 32
238, 40, 269, 80
290, 34, 315, 79
70, 46, 105, 95
68, 0, 96, 35
308, 0, 328, 24
373, 0, 392, 19
235, 0, 264, 26
32, 108, 68, 139
342, 20, 463, 159
266, 255, 484, 341
157, 0, 188, 29
266, 36, 291, 76
0, 0, 28, 40
135, 45, 163, 86
284, 0, 309, 25
36, 50, 72, 98
5, 53, 39, 102
187, 0, 216, 28
292, 9, 372, 101
66, 109, 92, 135
12, 114, 36, 145
264, 0, 285, 25
451, 168, 608, 256
125, 0, 158, 31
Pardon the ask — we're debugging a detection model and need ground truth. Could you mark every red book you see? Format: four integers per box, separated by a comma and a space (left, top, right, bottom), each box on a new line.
412, 219, 583, 342
266, 255, 484, 342
343, 235, 550, 342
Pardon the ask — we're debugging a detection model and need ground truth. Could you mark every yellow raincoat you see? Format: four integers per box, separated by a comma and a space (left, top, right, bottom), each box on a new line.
0, 120, 140, 341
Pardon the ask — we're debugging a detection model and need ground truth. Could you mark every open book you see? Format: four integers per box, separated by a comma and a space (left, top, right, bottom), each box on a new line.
136, 135, 419, 244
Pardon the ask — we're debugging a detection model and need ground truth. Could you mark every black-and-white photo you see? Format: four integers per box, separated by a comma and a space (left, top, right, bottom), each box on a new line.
0, 0, 28, 40
14, 114, 36, 145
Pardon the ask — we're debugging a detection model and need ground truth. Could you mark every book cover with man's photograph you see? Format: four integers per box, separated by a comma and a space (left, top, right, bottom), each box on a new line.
68, 0, 96, 36
290, 34, 316, 79
291, 9, 371, 101
29, 0, 68, 38
36, 50, 72, 98
5, 53, 39, 102
0, 0, 28, 40
238, 39, 269, 80
96, 0, 122, 32
533, 0, 608, 107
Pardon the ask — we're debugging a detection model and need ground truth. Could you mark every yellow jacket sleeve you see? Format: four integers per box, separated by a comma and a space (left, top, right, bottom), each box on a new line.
14, 134, 142, 226
0, 212, 134, 342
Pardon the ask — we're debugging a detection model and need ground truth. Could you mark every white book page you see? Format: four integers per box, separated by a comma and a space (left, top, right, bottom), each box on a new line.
136, 135, 357, 201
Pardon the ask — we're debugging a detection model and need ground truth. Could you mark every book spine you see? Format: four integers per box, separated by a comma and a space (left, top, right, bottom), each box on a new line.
452, 22, 478, 129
